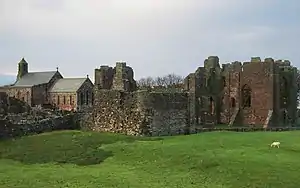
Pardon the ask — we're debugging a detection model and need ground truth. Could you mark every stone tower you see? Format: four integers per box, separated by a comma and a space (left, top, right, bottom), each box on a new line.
17, 58, 28, 81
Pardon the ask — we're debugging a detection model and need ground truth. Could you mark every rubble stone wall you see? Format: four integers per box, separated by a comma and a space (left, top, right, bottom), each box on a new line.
82, 90, 189, 136
0, 113, 78, 139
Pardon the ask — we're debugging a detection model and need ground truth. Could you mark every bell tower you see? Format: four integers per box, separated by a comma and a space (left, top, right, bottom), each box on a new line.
17, 58, 28, 81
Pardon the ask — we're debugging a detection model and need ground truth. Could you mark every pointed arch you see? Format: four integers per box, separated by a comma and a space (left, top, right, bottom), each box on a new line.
242, 84, 251, 108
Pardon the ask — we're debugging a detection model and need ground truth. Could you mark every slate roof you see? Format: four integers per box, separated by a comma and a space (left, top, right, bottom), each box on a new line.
50, 78, 87, 93
12, 71, 57, 87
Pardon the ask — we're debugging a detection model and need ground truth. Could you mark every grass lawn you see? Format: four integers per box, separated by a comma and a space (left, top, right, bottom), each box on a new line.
0, 131, 300, 188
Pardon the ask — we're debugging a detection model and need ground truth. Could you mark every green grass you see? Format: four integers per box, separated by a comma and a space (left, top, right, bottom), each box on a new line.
1, 131, 300, 188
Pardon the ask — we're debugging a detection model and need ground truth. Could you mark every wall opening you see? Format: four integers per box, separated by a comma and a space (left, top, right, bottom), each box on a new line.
280, 77, 289, 107
80, 93, 84, 105
209, 96, 215, 115
70, 95, 73, 105
85, 90, 89, 105
230, 97, 236, 108
242, 84, 251, 108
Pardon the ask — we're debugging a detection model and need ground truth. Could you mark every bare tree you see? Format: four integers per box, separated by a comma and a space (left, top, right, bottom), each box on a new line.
137, 76, 155, 88
137, 73, 184, 88
163, 73, 184, 87
154, 76, 166, 86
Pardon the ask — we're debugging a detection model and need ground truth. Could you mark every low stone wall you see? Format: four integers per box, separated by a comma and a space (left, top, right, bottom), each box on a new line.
0, 114, 78, 139
82, 89, 189, 136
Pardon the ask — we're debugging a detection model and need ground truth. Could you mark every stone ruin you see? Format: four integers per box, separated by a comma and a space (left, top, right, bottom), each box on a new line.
81, 56, 298, 136
1, 56, 298, 137
0, 92, 78, 139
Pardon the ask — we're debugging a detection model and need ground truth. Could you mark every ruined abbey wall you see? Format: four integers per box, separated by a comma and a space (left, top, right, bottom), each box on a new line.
82, 57, 299, 136
184, 56, 298, 128
84, 89, 188, 136
82, 62, 190, 136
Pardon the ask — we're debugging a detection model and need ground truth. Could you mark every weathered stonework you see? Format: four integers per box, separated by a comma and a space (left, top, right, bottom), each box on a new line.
82, 89, 188, 136
84, 57, 298, 136
0, 113, 78, 139
185, 56, 298, 128
48, 79, 94, 111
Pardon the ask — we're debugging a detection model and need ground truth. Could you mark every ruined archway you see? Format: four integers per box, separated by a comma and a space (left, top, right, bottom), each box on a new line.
242, 84, 251, 108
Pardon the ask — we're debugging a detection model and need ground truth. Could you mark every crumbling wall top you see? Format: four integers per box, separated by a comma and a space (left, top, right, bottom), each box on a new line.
251, 57, 261, 62
204, 56, 220, 69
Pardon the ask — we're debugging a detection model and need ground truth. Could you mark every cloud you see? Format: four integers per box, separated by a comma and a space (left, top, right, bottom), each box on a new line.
0, 0, 299, 79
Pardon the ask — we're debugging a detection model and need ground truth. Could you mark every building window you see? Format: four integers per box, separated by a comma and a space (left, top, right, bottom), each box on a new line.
242, 84, 251, 108
209, 96, 215, 115
70, 95, 73, 105
80, 93, 84, 105
85, 90, 89, 105
57, 96, 60, 105
63, 96, 66, 104
231, 97, 236, 108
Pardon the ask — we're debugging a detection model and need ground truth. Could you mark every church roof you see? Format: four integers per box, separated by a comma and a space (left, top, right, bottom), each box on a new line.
50, 78, 87, 93
12, 71, 58, 87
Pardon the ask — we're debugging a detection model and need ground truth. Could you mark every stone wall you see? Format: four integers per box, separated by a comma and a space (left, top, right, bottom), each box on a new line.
0, 92, 30, 114
82, 90, 189, 136
0, 113, 78, 139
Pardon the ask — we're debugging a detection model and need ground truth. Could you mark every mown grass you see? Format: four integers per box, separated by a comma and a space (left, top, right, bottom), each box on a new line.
0, 130, 300, 188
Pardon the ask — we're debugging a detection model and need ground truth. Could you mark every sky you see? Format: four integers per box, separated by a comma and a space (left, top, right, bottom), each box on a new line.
0, 0, 299, 82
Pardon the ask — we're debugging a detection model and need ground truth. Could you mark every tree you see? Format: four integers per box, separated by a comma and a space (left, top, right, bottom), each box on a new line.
137, 73, 184, 88
137, 76, 155, 88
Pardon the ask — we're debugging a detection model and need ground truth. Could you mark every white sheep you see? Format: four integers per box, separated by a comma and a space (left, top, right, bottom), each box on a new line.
270, 141, 280, 148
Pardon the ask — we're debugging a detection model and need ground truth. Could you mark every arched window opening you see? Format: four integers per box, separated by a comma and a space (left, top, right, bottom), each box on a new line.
231, 97, 236, 108
242, 84, 251, 108
85, 90, 89, 105
209, 97, 215, 114
80, 93, 84, 105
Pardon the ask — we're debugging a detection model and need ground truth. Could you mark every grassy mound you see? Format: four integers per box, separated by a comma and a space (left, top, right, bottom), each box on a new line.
0, 131, 300, 188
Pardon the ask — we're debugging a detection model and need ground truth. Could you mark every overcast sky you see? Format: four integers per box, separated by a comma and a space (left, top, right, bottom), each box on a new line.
0, 0, 299, 81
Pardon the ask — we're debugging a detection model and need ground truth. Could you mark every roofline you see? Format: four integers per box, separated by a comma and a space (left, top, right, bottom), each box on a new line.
27, 71, 57, 73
